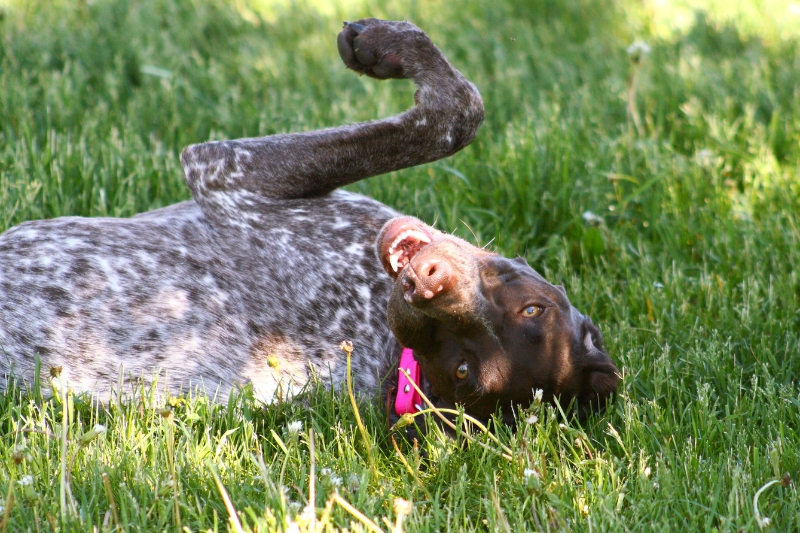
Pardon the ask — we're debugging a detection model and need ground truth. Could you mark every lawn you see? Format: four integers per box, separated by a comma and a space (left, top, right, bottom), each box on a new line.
1, 0, 799, 531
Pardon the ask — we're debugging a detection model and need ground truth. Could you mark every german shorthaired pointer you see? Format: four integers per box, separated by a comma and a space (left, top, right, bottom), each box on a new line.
0, 19, 619, 423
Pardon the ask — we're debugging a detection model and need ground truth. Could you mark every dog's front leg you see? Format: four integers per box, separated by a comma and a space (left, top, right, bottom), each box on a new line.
179, 19, 484, 226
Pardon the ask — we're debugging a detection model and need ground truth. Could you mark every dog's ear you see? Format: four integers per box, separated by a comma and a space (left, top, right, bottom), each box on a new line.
575, 319, 620, 418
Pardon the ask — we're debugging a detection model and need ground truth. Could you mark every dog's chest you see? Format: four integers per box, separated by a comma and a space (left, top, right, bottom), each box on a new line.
217, 192, 402, 388
132, 190, 403, 397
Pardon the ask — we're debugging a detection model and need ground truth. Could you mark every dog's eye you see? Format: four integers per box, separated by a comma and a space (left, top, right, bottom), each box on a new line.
522, 305, 543, 318
455, 362, 468, 380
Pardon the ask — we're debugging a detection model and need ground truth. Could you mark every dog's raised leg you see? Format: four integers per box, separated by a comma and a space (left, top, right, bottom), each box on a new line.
179, 19, 484, 225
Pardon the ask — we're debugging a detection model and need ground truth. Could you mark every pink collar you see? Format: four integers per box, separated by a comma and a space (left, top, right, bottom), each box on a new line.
394, 348, 423, 415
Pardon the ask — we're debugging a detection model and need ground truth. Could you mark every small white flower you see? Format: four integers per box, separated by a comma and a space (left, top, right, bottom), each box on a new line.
347, 473, 360, 493
533, 389, 544, 402
626, 40, 651, 57
525, 414, 539, 425
79, 423, 108, 446
653, 282, 664, 289
0, 504, 5, 514
393, 497, 413, 516
653, 481, 660, 490
329, 474, 343, 487
286, 420, 303, 434
523, 469, 540, 479
582, 211, 603, 226
299, 504, 315, 521
288, 501, 302, 514
759, 517, 772, 527
18, 475, 34, 486
320, 468, 332, 477
13, 437, 27, 453
696, 148, 715, 167
643, 466, 651, 477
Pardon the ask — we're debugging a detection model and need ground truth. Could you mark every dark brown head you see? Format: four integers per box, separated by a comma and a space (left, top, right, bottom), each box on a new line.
378, 216, 619, 424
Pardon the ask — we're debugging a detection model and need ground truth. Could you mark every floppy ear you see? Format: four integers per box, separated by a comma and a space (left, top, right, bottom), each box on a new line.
576, 319, 620, 419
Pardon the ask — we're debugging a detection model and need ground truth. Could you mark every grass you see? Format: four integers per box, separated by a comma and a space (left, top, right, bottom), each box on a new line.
1, 0, 799, 530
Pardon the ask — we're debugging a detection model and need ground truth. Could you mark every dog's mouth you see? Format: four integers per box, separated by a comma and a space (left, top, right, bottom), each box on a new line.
387, 229, 431, 272
378, 217, 434, 278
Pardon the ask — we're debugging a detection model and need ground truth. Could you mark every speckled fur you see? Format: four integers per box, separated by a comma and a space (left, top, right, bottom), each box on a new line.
0, 19, 484, 401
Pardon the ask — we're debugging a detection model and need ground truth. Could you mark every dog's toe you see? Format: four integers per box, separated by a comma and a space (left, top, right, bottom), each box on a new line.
337, 19, 416, 80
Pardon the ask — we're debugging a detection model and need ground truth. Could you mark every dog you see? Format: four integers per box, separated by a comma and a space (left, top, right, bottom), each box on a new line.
0, 19, 619, 425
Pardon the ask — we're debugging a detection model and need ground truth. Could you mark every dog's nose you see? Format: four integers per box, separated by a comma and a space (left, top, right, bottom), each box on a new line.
401, 257, 455, 305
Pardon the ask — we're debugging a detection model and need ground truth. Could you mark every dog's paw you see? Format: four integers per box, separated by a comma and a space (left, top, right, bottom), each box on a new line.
337, 19, 435, 80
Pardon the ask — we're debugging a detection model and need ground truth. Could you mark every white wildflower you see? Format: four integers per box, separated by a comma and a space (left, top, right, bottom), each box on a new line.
643, 466, 651, 477
759, 517, 772, 527
393, 497, 413, 516
696, 148, 715, 167
288, 501, 302, 514
79, 423, 107, 446
582, 211, 603, 226
286, 420, 303, 434
12, 436, 32, 463
626, 40, 651, 58
523, 468, 542, 491
653, 282, 664, 289
299, 504, 315, 522
320, 467, 332, 477
329, 474, 343, 488
523, 469, 540, 479
525, 414, 539, 425
13, 437, 27, 453
347, 473, 360, 493
17, 475, 38, 501
0, 504, 5, 514
533, 389, 544, 402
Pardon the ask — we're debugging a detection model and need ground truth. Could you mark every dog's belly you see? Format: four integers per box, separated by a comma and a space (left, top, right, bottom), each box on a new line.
0, 192, 400, 401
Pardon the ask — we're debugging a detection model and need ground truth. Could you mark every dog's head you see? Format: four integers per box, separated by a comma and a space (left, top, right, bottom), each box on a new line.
378, 216, 619, 423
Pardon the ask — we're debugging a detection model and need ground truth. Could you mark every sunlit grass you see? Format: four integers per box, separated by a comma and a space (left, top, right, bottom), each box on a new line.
644, 0, 800, 39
